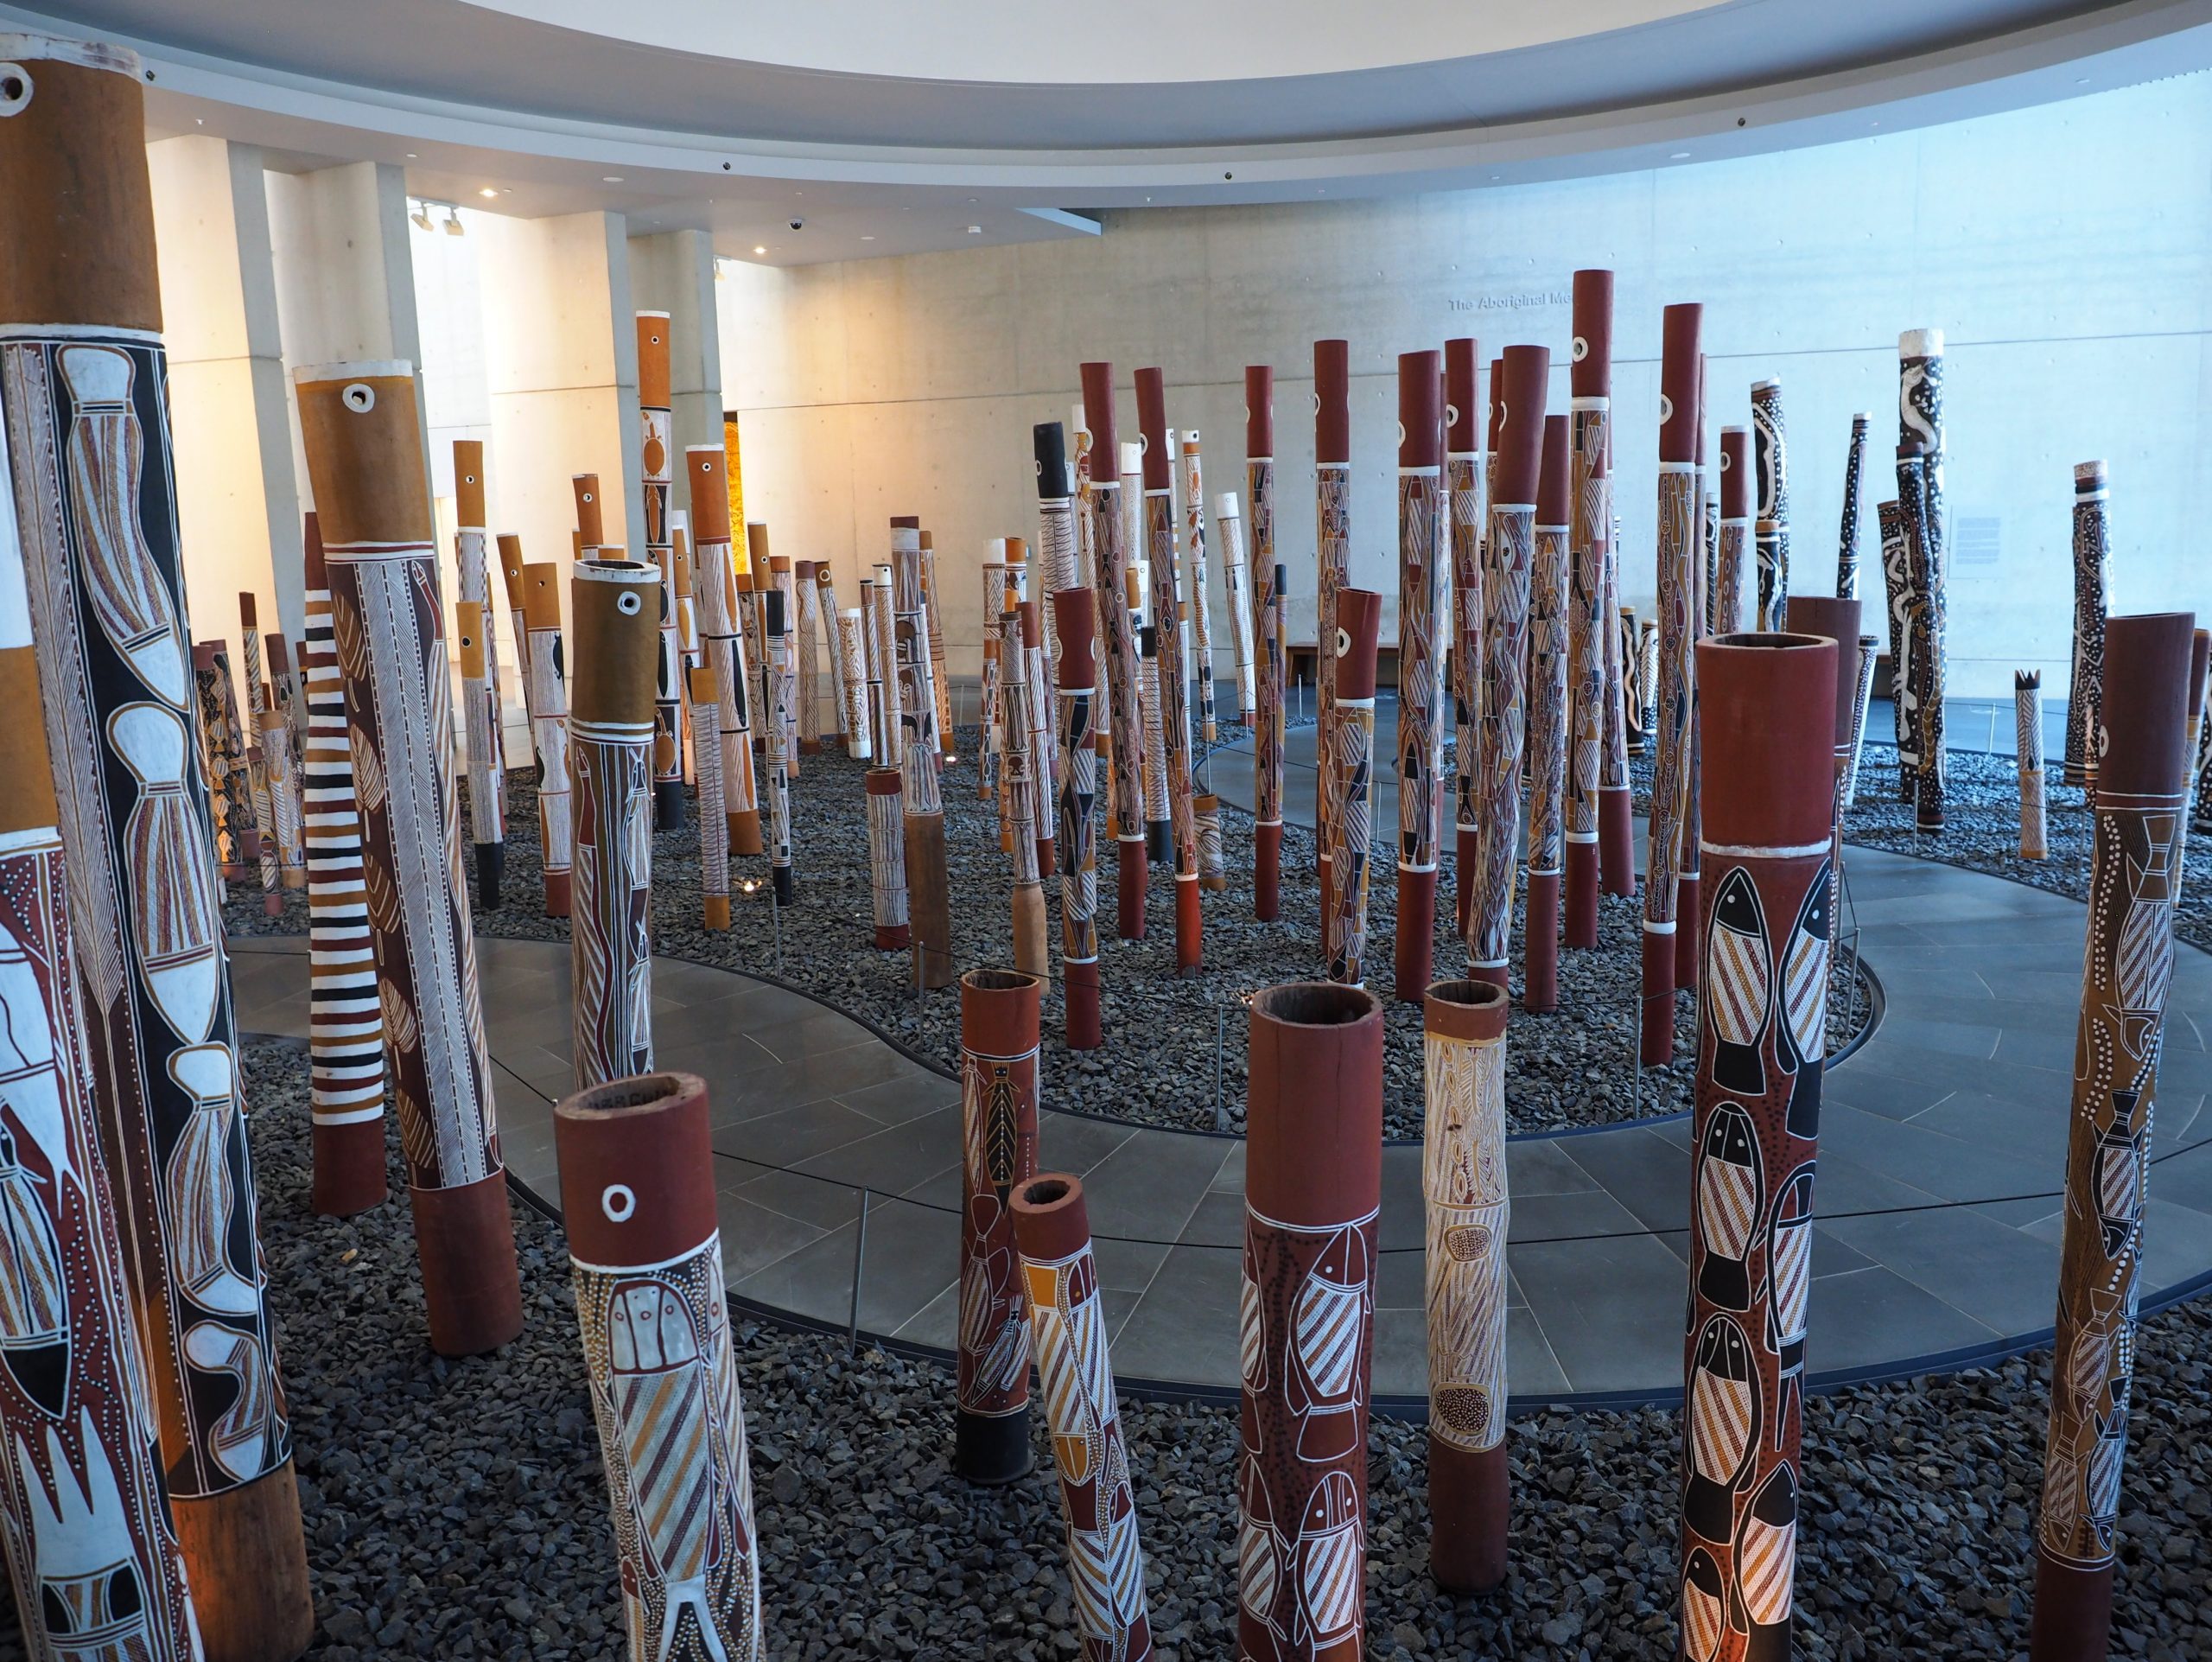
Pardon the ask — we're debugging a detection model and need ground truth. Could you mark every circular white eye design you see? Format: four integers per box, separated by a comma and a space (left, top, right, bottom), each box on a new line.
1335, 626, 1351, 656
1719, 449, 1732, 472
698, 460, 713, 474
616, 590, 643, 615
582, 490, 596, 504
0, 65, 33, 118
1136, 432, 1148, 455
601, 1183, 637, 1222
1444, 403, 1460, 430
1571, 335, 1589, 364
460, 631, 474, 648
1659, 393, 1675, 425
464, 472, 477, 486
342, 382, 376, 413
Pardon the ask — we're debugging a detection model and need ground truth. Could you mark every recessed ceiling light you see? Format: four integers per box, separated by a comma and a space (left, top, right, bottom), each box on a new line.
404, 152, 416, 159
753, 245, 766, 255
861, 234, 875, 241
478, 187, 499, 198
602, 175, 624, 183
1670, 151, 1691, 160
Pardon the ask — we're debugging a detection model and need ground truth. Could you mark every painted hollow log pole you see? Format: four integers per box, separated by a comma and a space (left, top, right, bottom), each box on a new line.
868, 564, 899, 769
1137, 369, 1202, 973
1628, 614, 1653, 754
1034, 420, 1077, 718
686, 445, 760, 860
1642, 303, 1703, 1066
1325, 589, 1382, 987
1446, 337, 1484, 939
892, 519, 956, 988
2030, 610, 2195, 1662
956, 968, 1040, 1484
192, 644, 245, 878
1787, 596, 1866, 874
1837, 412, 1871, 602
1137, 613, 1169, 864
1567, 272, 1616, 935
296, 360, 524, 1359
1468, 345, 1550, 992
1247, 366, 1286, 921
244, 713, 278, 912
1054, 589, 1103, 1048
298, 513, 390, 1215
837, 607, 872, 761
1010, 1175, 1154, 1659
1845, 634, 1879, 810
267, 627, 305, 767
568, 556, 660, 1089
921, 530, 957, 765
1001, 596, 1049, 977
768, 557, 800, 781
1395, 351, 1446, 1003
259, 701, 306, 898
744, 534, 774, 783
553, 1071, 765, 1662
1590, 371, 1635, 898
1239, 982, 1382, 1662
2066, 464, 2113, 793
813, 564, 855, 757
861, 763, 911, 963
1715, 428, 1751, 636
1314, 341, 1351, 918
0, 50, 325, 1622
1878, 498, 1915, 798
1676, 366, 1711, 1003
0, 551, 203, 1659
1897, 330, 1948, 832
688, 663, 730, 930
795, 559, 824, 756
1678, 629, 1836, 1662
980, 549, 1007, 809
1181, 430, 1218, 744
498, 531, 535, 767
522, 561, 575, 916
2018, 670, 2049, 860
1218, 489, 1257, 726
1023, 599, 1058, 881
452, 440, 506, 904
1526, 414, 1573, 1014
763, 586, 797, 905
212, 642, 259, 875
1422, 977, 1511, 1593
1080, 365, 1148, 941
2187, 630, 2209, 812
1751, 378, 1789, 632
636, 312, 686, 831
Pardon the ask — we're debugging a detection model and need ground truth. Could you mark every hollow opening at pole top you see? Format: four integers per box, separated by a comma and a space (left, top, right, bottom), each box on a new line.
1426, 978, 1507, 1012
1016, 1175, 1077, 1211
1707, 630, 1830, 653
1253, 981, 1379, 1028
558, 1071, 702, 1120
963, 966, 1043, 995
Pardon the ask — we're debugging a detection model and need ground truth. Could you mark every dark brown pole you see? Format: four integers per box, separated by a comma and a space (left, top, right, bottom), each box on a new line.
891, 518, 956, 987
1054, 589, 1103, 1048
1081, 365, 1147, 941
1395, 350, 1445, 1002
1423, 977, 1512, 1593
1566, 269, 1614, 935
1315, 341, 1351, 922
1137, 367, 1202, 973
1679, 630, 1837, 1662
2065, 463, 2111, 791
956, 969, 1040, 1484
2031, 612, 2195, 1662
1446, 338, 1484, 939
1239, 982, 1383, 1659
1525, 414, 1573, 1012
1896, 330, 1947, 831
1248, 366, 1285, 920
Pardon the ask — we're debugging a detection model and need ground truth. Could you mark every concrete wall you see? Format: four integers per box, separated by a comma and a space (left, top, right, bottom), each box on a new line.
716, 73, 2212, 696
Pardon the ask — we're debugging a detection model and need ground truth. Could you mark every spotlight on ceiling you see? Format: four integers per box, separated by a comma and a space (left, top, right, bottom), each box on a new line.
410, 201, 432, 232
753, 245, 767, 256
444, 207, 466, 237
478, 186, 499, 199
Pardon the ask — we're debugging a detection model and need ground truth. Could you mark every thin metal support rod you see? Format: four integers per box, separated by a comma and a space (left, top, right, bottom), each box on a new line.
848, 1186, 871, 1357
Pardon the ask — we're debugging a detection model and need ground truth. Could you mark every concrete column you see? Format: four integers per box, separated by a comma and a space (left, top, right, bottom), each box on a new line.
147, 136, 302, 654
630, 228, 724, 528
476, 210, 641, 571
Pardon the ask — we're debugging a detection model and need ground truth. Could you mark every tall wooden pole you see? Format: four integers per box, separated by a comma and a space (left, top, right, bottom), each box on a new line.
1217, 488, 1257, 728
1080, 365, 1147, 941
893, 519, 956, 988
1566, 272, 1616, 937
1313, 341, 1351, 920
685, 446, 760, 859
1054, 589, 1103, 1048
1714, 427, 1751, 635
553, 1070, 765, 1662
0, 522, 205, 1659
1422, 977, 1512, 1594
1325, 589, 1381, 988
1678, 629, 1836, 1662
522, 561, 574, 916
2031, 611, 2193, 1662
1240, 982, 1382, 1662
1446, 338, 1484, 939
1001, 595, 1048, 977
452, 439, 505, 903
2066, 463, 2112, 791
1181, 430, 1217, 746
763, 585, 797, 905
1137, 368, 1201, 973
299, 512, 389, 1215
498, 530, 536, 768
1751, 378, 1789, 631
866, 766, 909, 952
1638, 306, 1702, 1064
921, 530, 956, 765
1246, 366, 1285, 921
1525, 415, 1573, 1012
1836, 411, 1871, 602
296, 360, 524, 1362
568, 555, 660, 1088
637, 313, 687, 830
956, 969, 1040, 1485
1467, 346, 1550, 991
1897, 330, 1948, 831
1395, 351, 1446, 1003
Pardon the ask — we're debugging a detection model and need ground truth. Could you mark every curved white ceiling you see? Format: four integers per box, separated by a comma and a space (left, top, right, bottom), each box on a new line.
461, 0, 1726, 86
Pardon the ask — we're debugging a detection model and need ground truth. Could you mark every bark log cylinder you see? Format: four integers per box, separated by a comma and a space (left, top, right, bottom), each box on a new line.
2018, 670, 2048, 860
296, 359, 526, 1372
1079, 366, 1147, 941
553, 1071, 765, 1662
1678, 629, 1837, 1662
1136, 368, 1203, 973
865, 767, 909, 952
1446, 337, 1484, 939
892, 519, 955, 987
1054, 589, 1103, 1048
1525, 415, 1574, 1012
957, 968, 1040, 1485
1240, 982, 1382, 1662
523, 561, 575, 916
451, 439, 505, 904
568, 557, 660, 1090
1246, 366, 1285, 921
2030, 611, 2195, 1662
1314, 341, 1351, 921
1423, 977, 1512, 1594
2065, 463, 2110, 792
1325, 589, 1381, 988
1395, 351, 1446, 1004
684, 445, 761, 858
636, 313, 686, 831
1009, 1175, 1155, 1661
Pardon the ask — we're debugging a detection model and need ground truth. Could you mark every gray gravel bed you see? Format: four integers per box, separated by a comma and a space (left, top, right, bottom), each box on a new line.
226, 738, 1872, 1138
5, 1037, 2202, 1661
